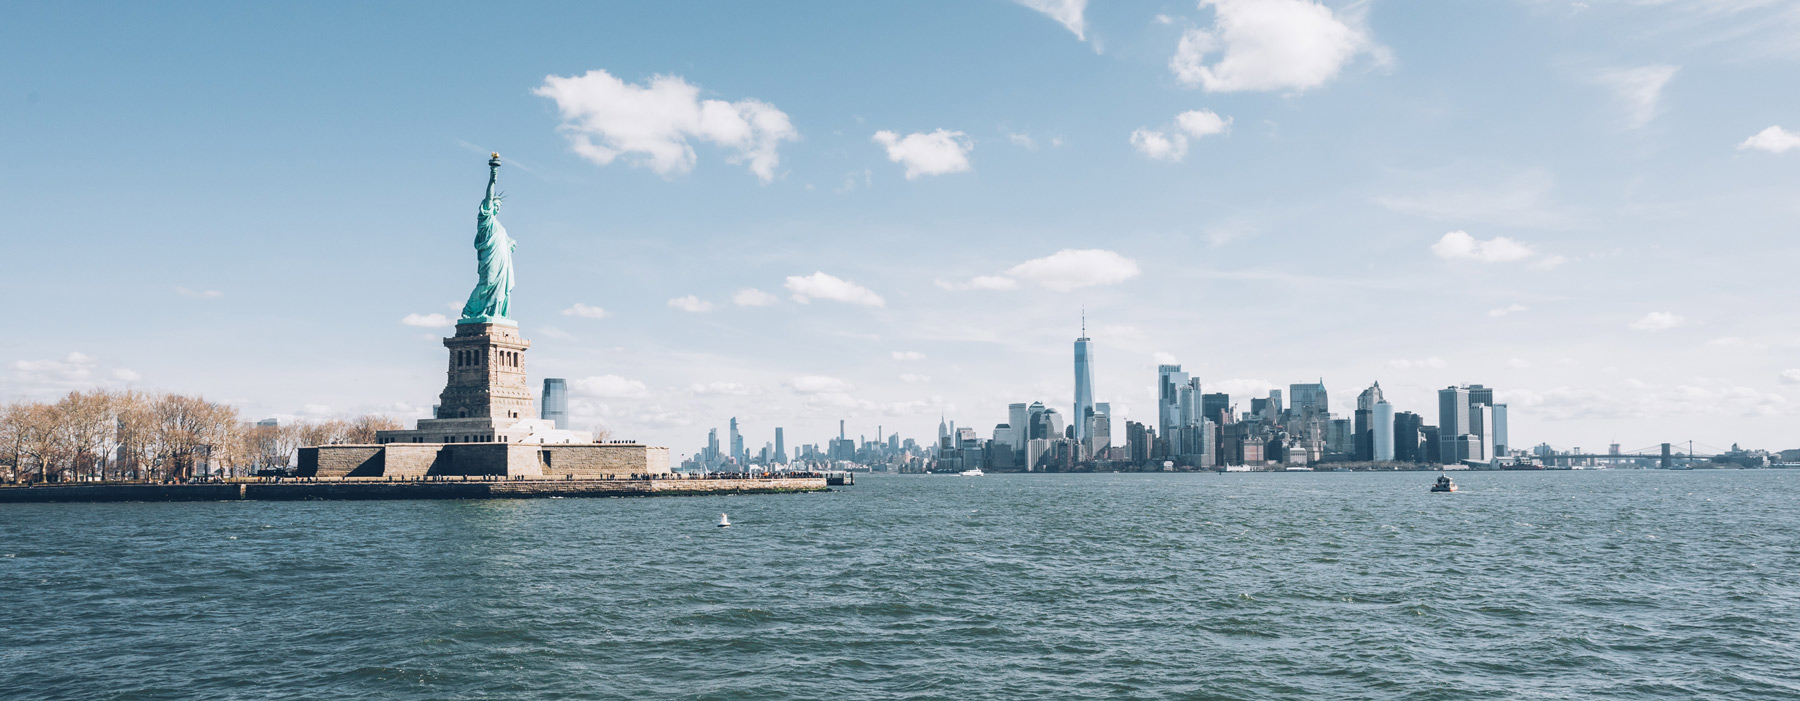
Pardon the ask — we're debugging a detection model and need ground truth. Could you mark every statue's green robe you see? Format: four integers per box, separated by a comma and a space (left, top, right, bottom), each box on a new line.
460, 166, 514, 323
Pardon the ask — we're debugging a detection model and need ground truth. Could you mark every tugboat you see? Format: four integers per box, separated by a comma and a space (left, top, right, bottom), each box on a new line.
1431, 474, 1458, 492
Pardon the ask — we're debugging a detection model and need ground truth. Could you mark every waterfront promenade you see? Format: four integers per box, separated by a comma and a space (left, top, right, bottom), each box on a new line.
0, 474, 836, 503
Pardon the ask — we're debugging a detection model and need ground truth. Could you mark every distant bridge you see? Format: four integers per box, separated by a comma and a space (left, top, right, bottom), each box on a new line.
1538, 442, 1718, 468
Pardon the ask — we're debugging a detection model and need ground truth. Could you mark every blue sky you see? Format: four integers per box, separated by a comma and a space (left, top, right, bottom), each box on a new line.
5, 0, 1799, 455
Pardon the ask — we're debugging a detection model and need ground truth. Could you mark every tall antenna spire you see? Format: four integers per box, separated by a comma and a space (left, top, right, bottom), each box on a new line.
1081, 306, 1086, 336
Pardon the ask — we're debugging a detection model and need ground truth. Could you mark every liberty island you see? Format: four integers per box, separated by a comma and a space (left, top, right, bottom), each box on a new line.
0, 156, 837, 502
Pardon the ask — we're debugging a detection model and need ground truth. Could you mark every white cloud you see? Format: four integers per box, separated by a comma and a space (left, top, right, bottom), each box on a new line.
1153, 351, 1180, 365
111, 368, 142, 382
1017, 0, 1088, 40
1006, 249, 1141, 291
892, 351, 926, 361
1489, 303, 1528, 317
175, 287, 222, 298
1008, 133, 1038, 150
1781, 369, 1800, 384
1506, 358, 1533, 369
785, 272, 886, 307
561, 303, 609, 319
1170, 0, 1382, 93
1431, 231, 1536, 263
689, 382, 756, 396
1130, 128, 1188, 162
1595, 65, 1678, 128
934, 275, 1020, 291
1630, 312, 1686, 331
14, 352, 96, 385
1132, 109, 1231, 162
1529, 255, 1568, 271
1175, 109, 1232, 137
571, 374, 650, 399
732, 288, 779, 307
667, 295, 714, 313
1388, 357, 1447, 370
401, 313, 453, 328
1739, 125, 1800, 153
787, 375, 853, 394
900, 373, 932, 385
872, 129, 973, 179
533, 69, 798, 182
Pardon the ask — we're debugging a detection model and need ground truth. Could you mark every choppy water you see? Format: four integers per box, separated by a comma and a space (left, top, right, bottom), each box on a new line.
2, 470, 1798, 700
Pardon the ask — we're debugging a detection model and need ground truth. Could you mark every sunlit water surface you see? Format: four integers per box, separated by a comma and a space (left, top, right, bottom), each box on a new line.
3, 470, 1798, 699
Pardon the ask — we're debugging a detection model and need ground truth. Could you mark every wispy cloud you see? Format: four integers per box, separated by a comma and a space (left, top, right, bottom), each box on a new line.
667, 295, 714, 313
1016, 0, 1087, 41
733, 288, 779, 307
785, 272, 885, 307
561, 303, 609, 319
1629, 311, 1686, 331
1594, 64, 1678, 128
401, 313, 453, 328
1431, 231, 1536, 263
534, 69, 797, 182
873, 129, 973, 179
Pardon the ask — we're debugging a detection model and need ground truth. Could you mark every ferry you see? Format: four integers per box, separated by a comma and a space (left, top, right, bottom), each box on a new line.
959, 468, 984, 477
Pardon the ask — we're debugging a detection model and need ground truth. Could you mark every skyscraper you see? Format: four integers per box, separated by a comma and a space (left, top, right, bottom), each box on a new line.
1470, 404, 1493, 463
540, 378, 569, 430
1007, 403, 1028, 451
1394, 411, 1424, 462
774, 427, 786, 464
1289, 381, 1328, 418
1158, 365, 1190, 440
729, 417, 744, 466
1355, 382, 1384, 461
1372, 400, 1395, 461
1202, 393, 1231, 425
1492, 403, 1509, 457
1438, 386, 1471, 464
1073, 321, 1095, 442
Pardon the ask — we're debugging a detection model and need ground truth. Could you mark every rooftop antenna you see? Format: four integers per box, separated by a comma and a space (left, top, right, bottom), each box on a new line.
1081, 306, 1086, 337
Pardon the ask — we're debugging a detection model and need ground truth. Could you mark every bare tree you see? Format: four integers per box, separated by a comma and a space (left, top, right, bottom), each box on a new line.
346, 414, 402, 443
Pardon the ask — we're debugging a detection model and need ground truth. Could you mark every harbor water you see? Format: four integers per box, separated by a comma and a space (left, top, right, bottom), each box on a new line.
2, 470, 1797, 699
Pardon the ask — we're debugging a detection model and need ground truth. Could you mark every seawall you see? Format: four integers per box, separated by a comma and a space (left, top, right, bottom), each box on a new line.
0, 477, 830, 504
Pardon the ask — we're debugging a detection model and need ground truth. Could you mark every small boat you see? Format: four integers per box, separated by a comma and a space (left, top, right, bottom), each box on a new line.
959, 468, 984, 477
1431, 475, 1458, 492
717, 513, 731, 528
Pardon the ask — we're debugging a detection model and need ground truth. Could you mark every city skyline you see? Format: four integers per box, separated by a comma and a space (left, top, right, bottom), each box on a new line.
5, 2, 1799, 453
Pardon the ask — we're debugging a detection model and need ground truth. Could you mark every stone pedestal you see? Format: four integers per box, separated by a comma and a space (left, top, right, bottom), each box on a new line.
377, 322, 591, 448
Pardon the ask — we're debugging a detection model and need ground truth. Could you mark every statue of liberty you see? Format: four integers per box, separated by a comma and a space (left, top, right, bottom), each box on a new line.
460, 153, 515, 325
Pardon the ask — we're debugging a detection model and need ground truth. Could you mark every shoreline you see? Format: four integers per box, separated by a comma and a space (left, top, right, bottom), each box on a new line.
0, 476, 832, 504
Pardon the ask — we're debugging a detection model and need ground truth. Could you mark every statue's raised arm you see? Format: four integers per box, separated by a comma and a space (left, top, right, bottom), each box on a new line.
459, 153, 517, 326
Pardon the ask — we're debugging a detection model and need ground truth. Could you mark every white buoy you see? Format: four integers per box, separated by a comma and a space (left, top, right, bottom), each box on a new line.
718, 513, 731, 528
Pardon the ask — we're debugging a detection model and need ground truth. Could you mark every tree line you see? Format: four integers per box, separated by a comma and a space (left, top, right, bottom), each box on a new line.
1, 389, 402, 483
